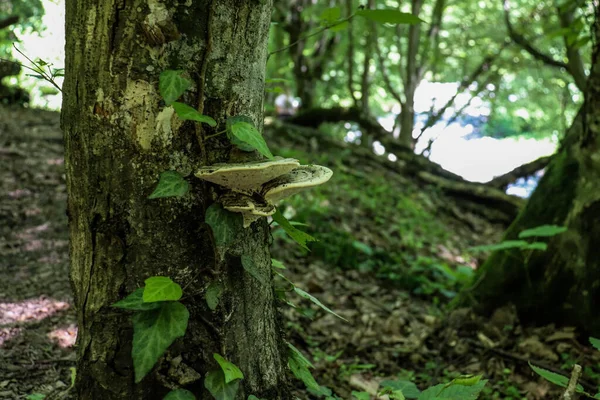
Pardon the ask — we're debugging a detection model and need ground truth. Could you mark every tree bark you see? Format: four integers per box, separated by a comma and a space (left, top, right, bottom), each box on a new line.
61, 1, 289, 399
462, 5, 600, 335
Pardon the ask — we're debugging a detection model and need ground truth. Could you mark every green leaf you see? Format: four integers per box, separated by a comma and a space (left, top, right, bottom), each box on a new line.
143, 276, 183, 303
148, 171, 189, 199
287, 342, 314, 368
417, 379, 487, 399
205, 203, 242, 247
380, 380, 420, 398
529, 362, 583, 392
172, 102, 217, 127
294, 287, 347, 321
523, 242, 548, 251
590, 337, 600, 351
352, 392, 371, 400
225, 116, 256, 151
356, 9, 423, 25
271, 258, 286, 269
228, 119, 273, 159
518, 225, 567, 238
206, 281, 223, 311
159, 70, 192, 105
69, 367, 76, 388
214, 353, 244, 383
288, 350, 319, 390
320, 7, 341, 24
204, 369, 240, 400
241, 255, 268, 285
112, 288, 162, 311
469, 240, 529, 252
132, 302, 189, 382
272, 210, 317, 251
26, 395, 46, 400
594, 392, 600, 399
330, 20, 349, 32
164, 389, 196, 400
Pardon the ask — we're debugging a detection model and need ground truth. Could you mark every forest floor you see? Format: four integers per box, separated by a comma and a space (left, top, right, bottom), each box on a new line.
1, 105, 599, 400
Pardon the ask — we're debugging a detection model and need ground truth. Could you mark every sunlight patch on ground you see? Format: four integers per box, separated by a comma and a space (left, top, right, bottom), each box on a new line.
0, 327, 23, 346
0, 297, 70, 325
48, 324, 77, 348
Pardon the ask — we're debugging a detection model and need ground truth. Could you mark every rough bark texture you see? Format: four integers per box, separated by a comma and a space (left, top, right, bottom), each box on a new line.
464, 8, 600, 335
61, 0, 289, 399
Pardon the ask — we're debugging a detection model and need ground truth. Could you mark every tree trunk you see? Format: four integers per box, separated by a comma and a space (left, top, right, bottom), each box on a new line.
462, 8, 600, 335
398, 0, 423, 148
61, 1, 289, 399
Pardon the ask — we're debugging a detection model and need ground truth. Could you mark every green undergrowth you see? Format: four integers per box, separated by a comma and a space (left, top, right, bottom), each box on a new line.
272, 146, 476, 300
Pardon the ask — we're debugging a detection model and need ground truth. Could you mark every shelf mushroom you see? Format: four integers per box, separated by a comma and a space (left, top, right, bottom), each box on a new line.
261, 165, 333, 204
219, 192, 276, 228
194, 157, 300, 192
195, 158, 332, 227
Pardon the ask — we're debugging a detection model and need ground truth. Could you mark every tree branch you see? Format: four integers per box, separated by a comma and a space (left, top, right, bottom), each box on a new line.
0, 16, 19, 30
486, 155, 553, 190
558, 7, 588, 91
416, 45, 505, 140
503, 0, 569, 70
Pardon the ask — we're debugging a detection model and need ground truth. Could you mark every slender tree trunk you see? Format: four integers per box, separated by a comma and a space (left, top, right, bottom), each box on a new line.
61, 1, 289, 399
398, 0, 423, 148
462, 7, 600, 335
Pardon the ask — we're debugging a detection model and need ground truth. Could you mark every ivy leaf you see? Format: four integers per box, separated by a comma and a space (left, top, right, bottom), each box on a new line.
417, 379, 487, 399
213, 353, 244, 383
163, 389, 196, 400
225, 116, 256, 152
356, 9, 423, 25
380, 380, 420, 399
112, 288, 162, 311
205, 203, 242, 247
206, 281, 223, 311
518, 225, 567, 238
469, 240, 529, 252
352, 392, 371, 400
241, 255, 268, 285
143, 276, 183, 303
590, 337, 600, 352
171, 102, 217, 127
294, 287, 347, 321
132, 302, 189, 382
159, 70, 192, 105
272, 210, 317, 251
148, 171, 189, 199
226, 118, 273, 159
204, 369, 240, 400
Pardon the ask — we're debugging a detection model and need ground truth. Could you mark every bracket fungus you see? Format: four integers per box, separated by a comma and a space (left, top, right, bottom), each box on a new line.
196, 158, 332, 227
261, 165, 333, 204
219, 192, 276, 228
194, 157, 300, 191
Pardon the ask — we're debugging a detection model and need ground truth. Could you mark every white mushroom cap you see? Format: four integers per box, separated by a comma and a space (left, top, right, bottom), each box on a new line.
261, 165, 333, 204
195, 157, 300, 191
220, 192, 276, 228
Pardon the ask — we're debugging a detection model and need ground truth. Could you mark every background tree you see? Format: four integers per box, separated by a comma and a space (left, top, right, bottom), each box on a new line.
61, 1, 289, 399
463, 1, 600, 336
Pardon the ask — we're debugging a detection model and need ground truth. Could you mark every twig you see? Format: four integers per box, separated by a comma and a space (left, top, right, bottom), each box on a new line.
269, 15, 354, 57
561, 364, 582, 400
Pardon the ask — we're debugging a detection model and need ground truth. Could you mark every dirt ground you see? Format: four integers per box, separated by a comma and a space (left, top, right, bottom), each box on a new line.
1, 105, 598, 400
